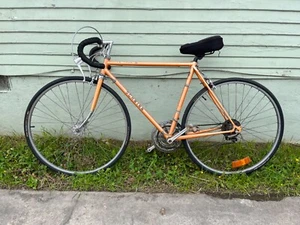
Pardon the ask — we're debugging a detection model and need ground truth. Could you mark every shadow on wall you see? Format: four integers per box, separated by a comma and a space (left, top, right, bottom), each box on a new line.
0, 76, 10, 92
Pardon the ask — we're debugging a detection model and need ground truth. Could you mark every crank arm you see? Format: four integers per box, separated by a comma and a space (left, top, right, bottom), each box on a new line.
167, 127, 187, 144
146, 145, 155, 153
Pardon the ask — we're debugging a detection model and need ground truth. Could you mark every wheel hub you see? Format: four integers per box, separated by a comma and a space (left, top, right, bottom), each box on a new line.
72, 123, 86, 136
221, 119, 241, 141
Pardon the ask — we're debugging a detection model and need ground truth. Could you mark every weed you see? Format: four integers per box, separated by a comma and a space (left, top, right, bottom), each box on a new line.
0, 135, 299, 199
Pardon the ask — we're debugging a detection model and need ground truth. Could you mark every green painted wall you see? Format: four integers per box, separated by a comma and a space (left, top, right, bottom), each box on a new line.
1, 0, 300, 78
0, 0, 299, 141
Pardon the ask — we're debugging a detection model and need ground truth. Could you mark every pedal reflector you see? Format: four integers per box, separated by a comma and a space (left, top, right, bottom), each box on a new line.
232, 157, 252, 169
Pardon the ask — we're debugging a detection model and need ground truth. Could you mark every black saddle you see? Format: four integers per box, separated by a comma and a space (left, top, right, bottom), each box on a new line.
180, 36, 224, 58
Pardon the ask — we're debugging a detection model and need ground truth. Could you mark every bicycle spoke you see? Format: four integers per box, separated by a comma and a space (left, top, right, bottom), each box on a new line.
24, 77, 131, 175
182, 78, 283, 174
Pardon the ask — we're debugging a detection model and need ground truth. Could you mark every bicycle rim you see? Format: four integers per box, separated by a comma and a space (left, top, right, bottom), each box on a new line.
182, 78, 284, 174
24, 76, 131, 175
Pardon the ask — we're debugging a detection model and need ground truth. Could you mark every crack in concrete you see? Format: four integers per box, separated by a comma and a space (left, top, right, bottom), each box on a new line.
60, 192, 81, 225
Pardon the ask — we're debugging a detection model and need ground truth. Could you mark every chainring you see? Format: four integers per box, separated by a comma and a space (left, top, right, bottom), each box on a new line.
151, 121, 182, 153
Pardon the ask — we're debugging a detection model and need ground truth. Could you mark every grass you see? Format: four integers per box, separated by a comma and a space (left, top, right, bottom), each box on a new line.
0, 135, 299, 200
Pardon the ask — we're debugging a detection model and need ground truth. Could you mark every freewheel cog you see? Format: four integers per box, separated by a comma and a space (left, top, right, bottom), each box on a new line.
221, 119, 241, 141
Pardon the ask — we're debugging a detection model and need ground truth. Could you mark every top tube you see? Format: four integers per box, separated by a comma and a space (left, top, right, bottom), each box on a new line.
101, 41, 195, 67
106, 61, 195, 67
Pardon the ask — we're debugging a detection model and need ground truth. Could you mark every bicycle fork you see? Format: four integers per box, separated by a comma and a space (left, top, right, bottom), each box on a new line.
73, 75, 105, 133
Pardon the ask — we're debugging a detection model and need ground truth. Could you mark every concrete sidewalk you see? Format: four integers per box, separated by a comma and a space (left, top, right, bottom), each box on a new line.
0, 190, 298, 225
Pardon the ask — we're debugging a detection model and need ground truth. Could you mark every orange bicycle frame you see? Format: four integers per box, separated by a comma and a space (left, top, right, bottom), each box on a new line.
91, 58, 241, 140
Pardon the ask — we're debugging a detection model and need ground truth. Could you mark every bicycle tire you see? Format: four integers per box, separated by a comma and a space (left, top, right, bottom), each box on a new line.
182, 78, 284, 174
24, 76, 131, 175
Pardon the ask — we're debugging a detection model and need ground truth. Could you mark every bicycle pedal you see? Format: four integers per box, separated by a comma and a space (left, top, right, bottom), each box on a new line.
146, 145, 155, 153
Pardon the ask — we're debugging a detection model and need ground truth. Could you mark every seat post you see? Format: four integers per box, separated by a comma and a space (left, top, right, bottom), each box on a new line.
193, 55, 204, 62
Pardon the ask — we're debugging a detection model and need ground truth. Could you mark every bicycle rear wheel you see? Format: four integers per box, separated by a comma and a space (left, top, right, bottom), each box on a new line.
24, 76, 131, 175
182, 78, 284, 174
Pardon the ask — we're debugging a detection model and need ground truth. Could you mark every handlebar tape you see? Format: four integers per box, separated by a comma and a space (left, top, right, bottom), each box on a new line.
77, 37, 105, 69
89, 46, 103, 57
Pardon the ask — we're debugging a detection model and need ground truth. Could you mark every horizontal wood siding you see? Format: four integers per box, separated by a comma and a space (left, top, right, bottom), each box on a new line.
0, 0, 300, 78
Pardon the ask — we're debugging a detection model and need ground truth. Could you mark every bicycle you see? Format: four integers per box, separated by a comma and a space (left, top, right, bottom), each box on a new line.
24, 35, 284, 175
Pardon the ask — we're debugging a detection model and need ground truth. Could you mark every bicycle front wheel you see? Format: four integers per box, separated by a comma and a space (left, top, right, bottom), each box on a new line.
182, 78, 284, 174
24, 76, 131, 175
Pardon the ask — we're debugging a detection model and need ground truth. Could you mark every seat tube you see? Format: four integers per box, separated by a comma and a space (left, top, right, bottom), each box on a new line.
169, 63, 196, 134
90, 74, 104, 112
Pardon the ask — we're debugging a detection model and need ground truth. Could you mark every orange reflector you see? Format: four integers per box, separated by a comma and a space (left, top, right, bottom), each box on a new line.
232, 157, 252, 169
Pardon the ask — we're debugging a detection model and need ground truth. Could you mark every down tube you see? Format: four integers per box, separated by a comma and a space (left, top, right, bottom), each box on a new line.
103, 69, 168, 136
